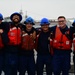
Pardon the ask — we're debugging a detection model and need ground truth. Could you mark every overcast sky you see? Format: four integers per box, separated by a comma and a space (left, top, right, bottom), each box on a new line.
0, 0, 75, 20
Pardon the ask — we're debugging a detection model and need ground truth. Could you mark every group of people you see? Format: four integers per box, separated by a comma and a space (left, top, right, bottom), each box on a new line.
0, 12, 74, 75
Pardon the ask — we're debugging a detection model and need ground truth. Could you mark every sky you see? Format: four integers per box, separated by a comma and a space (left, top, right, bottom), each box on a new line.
0, 0, 75, 21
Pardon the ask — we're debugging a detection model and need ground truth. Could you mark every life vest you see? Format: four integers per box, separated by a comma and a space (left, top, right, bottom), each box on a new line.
0, 35, 4, 49
8, 26, 21, 45
73, 33, 75, 51
52, 26, 72, 50
21, 31, 35, 50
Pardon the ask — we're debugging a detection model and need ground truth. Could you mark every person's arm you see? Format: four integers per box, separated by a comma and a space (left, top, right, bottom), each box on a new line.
1, 22, 10, 45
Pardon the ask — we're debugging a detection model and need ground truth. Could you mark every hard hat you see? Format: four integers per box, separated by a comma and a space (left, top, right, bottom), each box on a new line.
40, 18, 50, 26
24, 17, 35, 25
10, 12, 22, 21
0, 13, 3, 20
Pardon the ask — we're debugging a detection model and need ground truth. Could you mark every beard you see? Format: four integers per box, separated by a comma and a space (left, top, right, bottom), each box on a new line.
12, 18, 20, 24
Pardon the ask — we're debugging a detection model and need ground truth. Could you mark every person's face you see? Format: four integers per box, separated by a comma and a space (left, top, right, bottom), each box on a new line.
41, 24, 49, 32
58, 18, 66, 28
12, 15, 20, 23
26, 23, 33, 31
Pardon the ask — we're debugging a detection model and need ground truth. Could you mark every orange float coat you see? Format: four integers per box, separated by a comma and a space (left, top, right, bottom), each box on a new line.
52, 26, 72, 50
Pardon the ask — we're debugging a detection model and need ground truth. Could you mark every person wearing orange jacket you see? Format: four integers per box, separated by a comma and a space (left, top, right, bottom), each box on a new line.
50, 16, 72, 75
35, 18, 52, 75
19, 17, 36, 75
0, 13, 9, 75
4, 12, 23, 75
